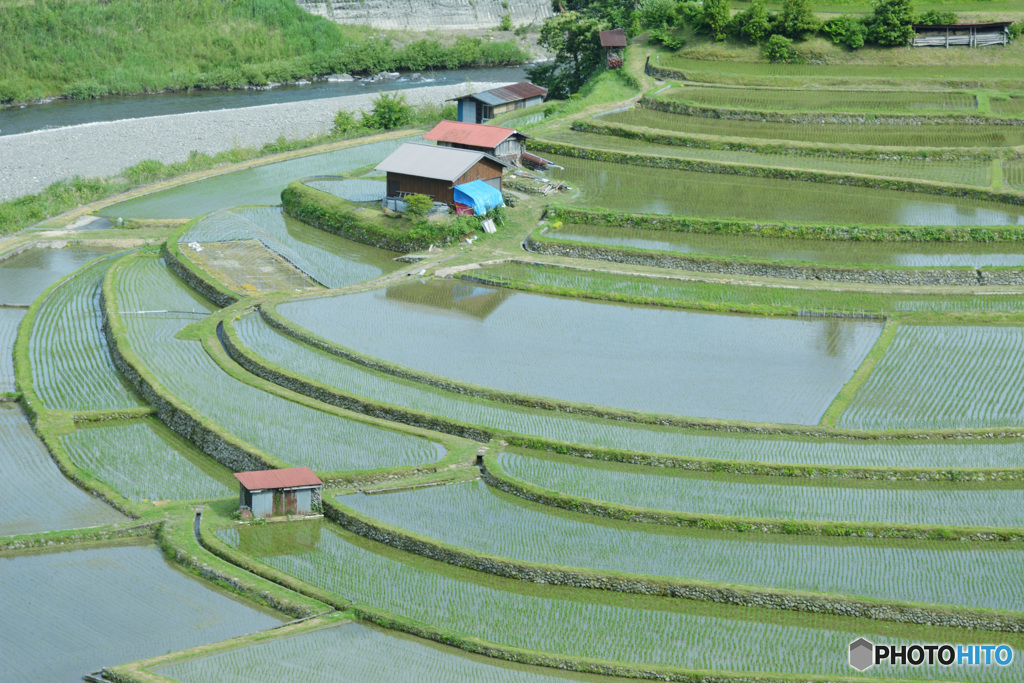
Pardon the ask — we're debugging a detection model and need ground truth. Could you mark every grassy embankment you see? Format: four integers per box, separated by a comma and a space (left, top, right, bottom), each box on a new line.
0, 0, 528, 104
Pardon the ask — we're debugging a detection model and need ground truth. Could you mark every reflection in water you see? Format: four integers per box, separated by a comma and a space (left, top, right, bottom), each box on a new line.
386, 280, 512, 320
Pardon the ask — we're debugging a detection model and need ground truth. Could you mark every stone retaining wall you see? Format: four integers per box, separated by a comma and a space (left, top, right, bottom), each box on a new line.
163, 242, 239, 308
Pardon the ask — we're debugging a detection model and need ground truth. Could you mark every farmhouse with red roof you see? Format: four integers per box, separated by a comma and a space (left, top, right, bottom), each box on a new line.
235, 467, 323, 518
424, 120, 528, 164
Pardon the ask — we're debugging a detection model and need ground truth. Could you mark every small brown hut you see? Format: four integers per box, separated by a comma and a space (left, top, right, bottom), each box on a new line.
600, 28, 627, 69
375, 142, 510, 205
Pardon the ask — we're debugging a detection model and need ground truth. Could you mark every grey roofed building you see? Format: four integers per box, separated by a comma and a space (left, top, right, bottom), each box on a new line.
451, 82, 548, 124
375, 142, 509, 182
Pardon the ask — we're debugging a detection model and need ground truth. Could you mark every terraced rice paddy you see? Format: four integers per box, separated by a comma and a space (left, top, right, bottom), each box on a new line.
187, 240, 319, 293
539, 223, 1024, 268
1004, 158, 1024, 192
218, 522, 1024, 681
0, 246, 121, 305
991, 96, 1024, 116
0, 543, 282, 680
305, 178, 387, 203
234, 313, 1024, 468
471, 261, 1024, 314
0, 403, 124, 535
542, 127, 993, 187
29, 255, 141, 411
99, 136, 419, 219
342, 480, 1024, 610
158, 622, 604, 683
180, 207, 399, 288
0, 307, 23, 391
657, 85, 978, 112
544, 154, 1024, 226
603, 108, 1024, 148
62, 421, 233, 503
279, 280, 882, 424
497, 452, 1024, 528
658, 55, 1024, 85
115, 257, 445, 472
839, 325, 1024, 430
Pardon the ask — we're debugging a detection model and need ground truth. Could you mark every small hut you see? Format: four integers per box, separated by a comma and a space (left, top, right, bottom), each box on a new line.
375, 142, 509, 205
235, 467, 323, 518
911, 22, 1013, 47
600, 28, 627, 69
424, 120, 529, 164
451, 82, 548, 124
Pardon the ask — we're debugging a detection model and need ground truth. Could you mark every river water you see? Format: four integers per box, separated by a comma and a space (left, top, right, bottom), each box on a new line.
0, 65, 527, 137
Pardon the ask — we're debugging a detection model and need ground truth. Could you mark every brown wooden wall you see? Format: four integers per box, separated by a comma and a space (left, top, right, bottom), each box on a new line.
387, 158, 503, 204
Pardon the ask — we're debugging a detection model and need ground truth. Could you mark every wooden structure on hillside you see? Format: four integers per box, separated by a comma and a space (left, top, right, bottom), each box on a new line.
911, 22, 1013, 47
235, 467, 322, 518
452, 82, 548, 124
375, 142, 509, 205
600, 28, 627, 69
424, 120, 528, 164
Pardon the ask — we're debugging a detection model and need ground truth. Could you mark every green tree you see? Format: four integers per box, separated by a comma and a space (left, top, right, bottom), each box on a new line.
736, 0, 771, 43
763, 33, 795, 61
637, 0, 676, 29
822, 15, 867, 48
404, 194, 434, 218
701, 0, 732, 40
526, 12, 605, 97
331, 110, 357, 135
362, 92, 412, 130
779, 0, 819, 38
865, 0, 916, 46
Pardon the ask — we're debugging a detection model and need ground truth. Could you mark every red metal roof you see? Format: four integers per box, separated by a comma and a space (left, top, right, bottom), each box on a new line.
600, 28, 627, 48
235, 467, 323, 490
423, 120, 519, 148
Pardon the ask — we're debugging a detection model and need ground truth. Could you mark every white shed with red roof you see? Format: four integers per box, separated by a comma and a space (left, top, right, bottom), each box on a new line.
235, 467, 323, 518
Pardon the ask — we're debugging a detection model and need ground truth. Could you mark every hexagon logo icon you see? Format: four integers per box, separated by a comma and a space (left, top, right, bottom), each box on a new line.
849, 638, 875, 672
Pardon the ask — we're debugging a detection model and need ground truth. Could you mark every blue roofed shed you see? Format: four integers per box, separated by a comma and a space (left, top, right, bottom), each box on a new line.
454, 179, 505, 215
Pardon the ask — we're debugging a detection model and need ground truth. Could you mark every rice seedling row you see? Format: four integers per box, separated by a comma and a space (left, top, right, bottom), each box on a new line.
657, 85, 978, 113
28, 255, 142, 411
180, 207, 398, 290
0, 307, 23, 392
659, 55, 1024, 85
98, 136, 420, 220
543, 154, 1024, 227
342, 480, 1024, 611
471, 261, 1024, 314
158, 622, 596, 683
1004, 158, 1024, 192
603, 109, 1024, 149
278, 281, 882, 425
991, 96, 1024, 116
62, 421, 233, 503
541, 222, 1024, 269
0, 403, 125, 536
497, 451, 1024, 529
217, 522, 1024, 681
234, 313, 1024, 469
543, 127, 992, 188
838, 325, 1024, 430
0, 543, 282, 681
0, 246, 122, 306
115, 257, 445, 472
304, 178, 387, 203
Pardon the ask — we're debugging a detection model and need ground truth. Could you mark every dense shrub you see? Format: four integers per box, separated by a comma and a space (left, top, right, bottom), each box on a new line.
404, 194, 434, 218
778, 0, 820, 39
763, 34, 796, 62
866, 0, 916, 47
822, 15, 867, 49
361, 93, 413, 131
733, 0, 772, 43
701, 0, 733, 40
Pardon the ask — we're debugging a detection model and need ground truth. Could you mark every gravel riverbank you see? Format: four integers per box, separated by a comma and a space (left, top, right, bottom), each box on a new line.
0, 81, 513, 202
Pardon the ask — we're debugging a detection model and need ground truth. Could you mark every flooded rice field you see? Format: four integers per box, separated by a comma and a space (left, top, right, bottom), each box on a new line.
545, 154, 1024, 226
98, 136, 419, 219
544, 223, 1024, 268
0, 543, 282, 680
0, 403, 124, 536
279, 280, 883, 424
180, 207, 399, 289
0, 246, 122, 306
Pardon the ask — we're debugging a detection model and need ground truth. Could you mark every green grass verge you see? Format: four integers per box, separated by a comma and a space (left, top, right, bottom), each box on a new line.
820, 321, 901, 427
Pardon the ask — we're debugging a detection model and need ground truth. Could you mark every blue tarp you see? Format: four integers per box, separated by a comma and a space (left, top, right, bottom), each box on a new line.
453, 179, 504, 216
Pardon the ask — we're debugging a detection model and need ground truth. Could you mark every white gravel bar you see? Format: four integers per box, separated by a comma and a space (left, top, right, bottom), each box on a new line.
0, 81, 513, 202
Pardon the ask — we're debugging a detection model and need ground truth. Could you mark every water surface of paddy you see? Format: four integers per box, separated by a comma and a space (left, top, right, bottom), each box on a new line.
280, 280, 883, 424
545, 154, 1024, 226
546, 223, 1024, 268
0, 246, 121, 305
